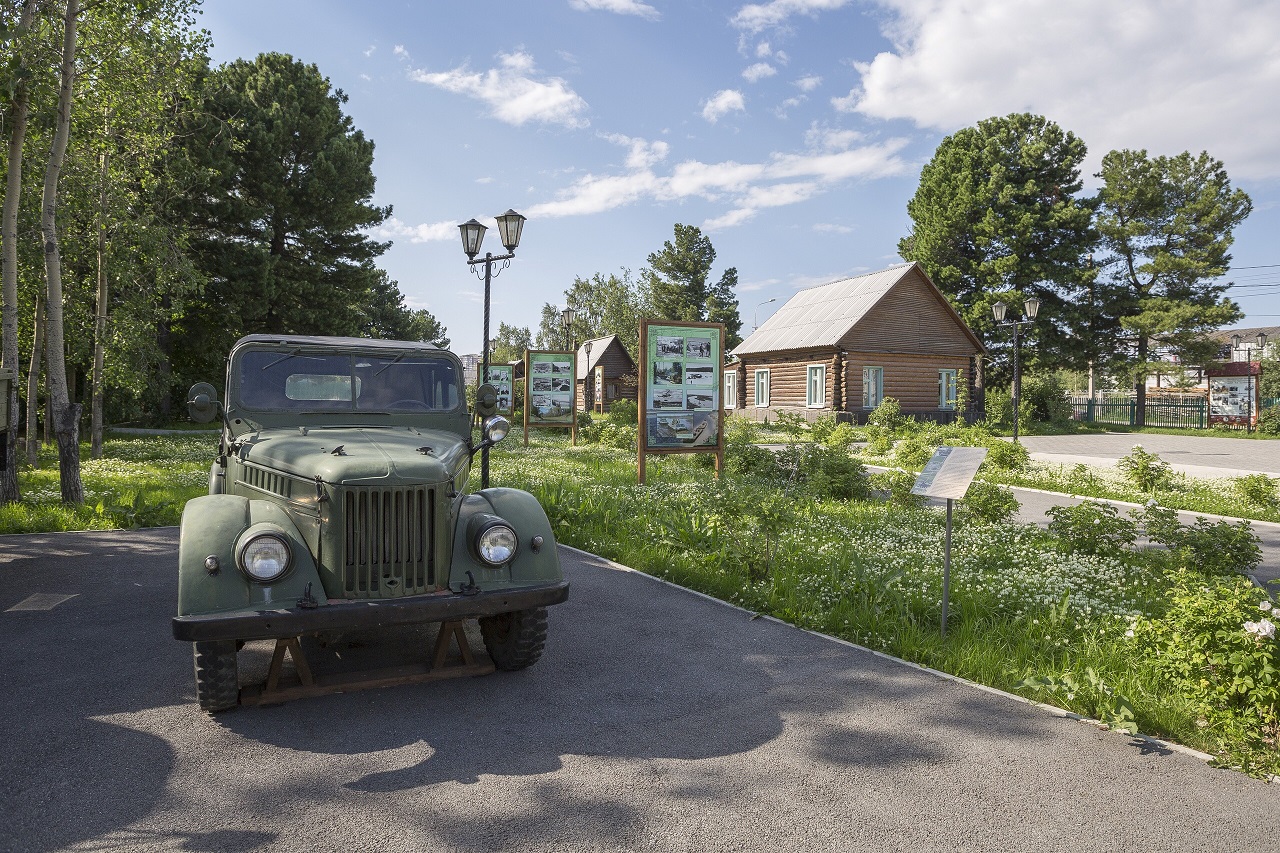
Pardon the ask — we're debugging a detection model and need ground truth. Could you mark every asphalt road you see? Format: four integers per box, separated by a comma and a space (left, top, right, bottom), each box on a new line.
3, 529, 1280, 852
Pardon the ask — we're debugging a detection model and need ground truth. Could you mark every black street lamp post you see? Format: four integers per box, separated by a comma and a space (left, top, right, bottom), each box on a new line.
561, 307, 576, 351
992, 297, 1040, 443
459, 209, 526, 489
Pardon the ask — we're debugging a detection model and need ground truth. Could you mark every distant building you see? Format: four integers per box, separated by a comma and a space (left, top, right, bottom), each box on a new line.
730, 262, 984, 423
575, 335, 638, 413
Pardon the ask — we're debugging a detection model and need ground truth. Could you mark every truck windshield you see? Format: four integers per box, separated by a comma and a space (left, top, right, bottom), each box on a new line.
236, 351, 461, 413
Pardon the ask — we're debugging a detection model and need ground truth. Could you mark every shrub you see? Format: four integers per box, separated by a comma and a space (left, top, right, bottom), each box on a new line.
798, 445, 871, 501
1116, 444, 1173, 493
724, 416, 778, 479
1046, 500, 1137, 555
810, 413, 838, 445
773, 410, 809, 442
1257, 405, 1280, 436
1233, 473, 1279, 509
1131, 502, 1262, 576
596, 422, 638, 451
1021, 372, 1074, 425
1130, 572, 1280, 766
957, 480, 1020, 525
869, 469, 926, 508
606, 398, 638, 427
861, 425, 894, 456
866, 397, 907, 432
821, 422, 859, 452
892, 436, 935, 470
983, 386, 1032, 434
980, 438, 1030, 472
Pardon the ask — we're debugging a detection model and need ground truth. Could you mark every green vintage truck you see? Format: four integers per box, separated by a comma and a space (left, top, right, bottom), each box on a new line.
171, 334, 569, 712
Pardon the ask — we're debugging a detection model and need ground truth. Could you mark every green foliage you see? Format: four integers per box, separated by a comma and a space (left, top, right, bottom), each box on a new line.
898, 113, 1097, 377
866, 397, 907, 431
772, 410, 809, 442
862, 424, 894, 456
1132, 502, 1262, 576
1130, 573, 1280, 767
489, 322, 531, 365
810, 413, 838, 444
982, 386, 1033, 435
1020, 372, 1074, 425
1094, 149, 1250, 394
607, 398, 638, 427
870, 469, 926, 508
1018, 668, 1138, 734
1257, 405, 1280, 436
1046, 500, 1137, 555
1116, 443, 1173, 493
642, 224, 742, 347
980, 439, 1030, 471
822, 422, 859, 452
797, 446, 870, 501
1233, 473, 1279, 509
892, 436, 934, 470
537, 269, 649, 354
723, 416, 778, 479
957, 481, 1020, 526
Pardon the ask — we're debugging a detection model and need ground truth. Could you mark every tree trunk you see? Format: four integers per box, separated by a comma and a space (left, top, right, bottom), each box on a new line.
25, 294, 43, 465
91, 148, 108, 459
0, 0, 40, 502
1134, 335, 1148, 427
41, 0, 84, 504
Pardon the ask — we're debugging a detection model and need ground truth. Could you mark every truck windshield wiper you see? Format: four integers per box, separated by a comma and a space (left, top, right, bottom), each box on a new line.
260, 348, 301, 371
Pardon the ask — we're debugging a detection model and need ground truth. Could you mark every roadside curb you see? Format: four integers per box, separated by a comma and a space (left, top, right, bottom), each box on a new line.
560, 543, 1219, 769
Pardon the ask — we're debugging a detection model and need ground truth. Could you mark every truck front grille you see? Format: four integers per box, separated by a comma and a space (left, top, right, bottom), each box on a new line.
342, 486, 436, 597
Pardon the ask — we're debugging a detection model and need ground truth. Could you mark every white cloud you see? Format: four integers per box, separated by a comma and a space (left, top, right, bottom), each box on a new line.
568, 0, 660, 20
393, 45, 408, 58
804, 122, 864, 152
756, 42, 772, 58
743, 63, 778, 83
373, 217, 459, 244
600, 132, 671, 170
813, 223, 855, 234
845, 0, 1280, 179
731, 0, 854, 34
774, 96, 804, 119
412, 51, 589, 129
701, 89, 746, 123
525, 136, 909, 227
795, 75, 821, 92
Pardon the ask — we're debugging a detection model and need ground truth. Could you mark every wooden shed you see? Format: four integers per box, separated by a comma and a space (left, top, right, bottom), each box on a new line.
730, 262, 984, 423
575, 334, 638, 413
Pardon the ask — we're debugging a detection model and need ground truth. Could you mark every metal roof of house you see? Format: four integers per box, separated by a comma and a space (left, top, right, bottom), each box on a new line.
575, 334, 632, 376
731, 262, 921, 356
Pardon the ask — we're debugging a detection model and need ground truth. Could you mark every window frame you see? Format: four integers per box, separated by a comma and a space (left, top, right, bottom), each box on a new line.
754, 369, 771, 408
806, 364, 826, 408
724, 371, 738, 409
939, 369, 958, 410
861, 366, 883, 409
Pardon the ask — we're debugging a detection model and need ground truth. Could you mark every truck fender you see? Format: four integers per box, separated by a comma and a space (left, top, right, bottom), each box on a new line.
449, 487, 562, 590
177, 494, 325, 619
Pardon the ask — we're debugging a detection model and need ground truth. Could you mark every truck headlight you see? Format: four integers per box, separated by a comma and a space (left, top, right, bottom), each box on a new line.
474, 519, 518, 566
238, 533, 292, 583
483, 415, 510, 445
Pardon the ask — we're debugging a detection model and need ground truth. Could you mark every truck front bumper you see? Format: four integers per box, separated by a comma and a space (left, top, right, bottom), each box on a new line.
172, 581, 570, 643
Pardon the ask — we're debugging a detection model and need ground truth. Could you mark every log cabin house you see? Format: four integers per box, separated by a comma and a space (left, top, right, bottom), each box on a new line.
729, 262, 984, 423
575, 334, 638, 414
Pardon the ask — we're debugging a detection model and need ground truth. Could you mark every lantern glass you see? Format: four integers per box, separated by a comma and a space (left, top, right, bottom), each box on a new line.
992, 301, 1008, 323
459, 219, 487, 258
561, 307, 575, 327
1232, 333, 1242, 351
1024, 297, 1040, 320
1258, 332, 1268, 350
495, 209, 526, 252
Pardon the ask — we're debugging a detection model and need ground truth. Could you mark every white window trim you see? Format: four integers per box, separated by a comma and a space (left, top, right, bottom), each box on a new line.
939, 369, 958, 410
724, 371, 737, 409
862, 366, 883, 409
754, 369, 771, 408
806, 364, 826, 408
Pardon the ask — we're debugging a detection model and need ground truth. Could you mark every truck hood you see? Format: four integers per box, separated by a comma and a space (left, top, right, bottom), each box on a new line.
236, 426, 471, 486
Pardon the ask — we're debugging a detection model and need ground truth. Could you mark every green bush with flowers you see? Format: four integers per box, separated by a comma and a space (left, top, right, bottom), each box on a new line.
1129, 573, 1280, 771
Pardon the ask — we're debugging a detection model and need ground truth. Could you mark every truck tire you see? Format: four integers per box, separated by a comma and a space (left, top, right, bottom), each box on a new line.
193, 640, 239, 712
479, 607, 547, 670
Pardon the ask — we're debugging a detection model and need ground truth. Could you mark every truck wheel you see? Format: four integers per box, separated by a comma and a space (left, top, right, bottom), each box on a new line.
479, 607, 547, 670
193, 640, 239, 712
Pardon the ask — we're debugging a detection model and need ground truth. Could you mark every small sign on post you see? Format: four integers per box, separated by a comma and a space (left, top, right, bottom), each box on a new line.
911, 446, 988, 637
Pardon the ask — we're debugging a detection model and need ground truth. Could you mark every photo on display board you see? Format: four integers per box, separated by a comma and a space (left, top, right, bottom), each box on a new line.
652, 388, 684, 409
551, 361, 572, 375
532, 360, 552, 375
685, 338, 712, 359
646, 411, 719, 448
653, 360, 683, 386
656, 336, 684, 357
531, 377, 553, 393
686, 391, 716, 410
683, 362, 714, 386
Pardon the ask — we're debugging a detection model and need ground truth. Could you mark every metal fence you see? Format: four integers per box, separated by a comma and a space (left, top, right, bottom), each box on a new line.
1069, 395, 1280, 429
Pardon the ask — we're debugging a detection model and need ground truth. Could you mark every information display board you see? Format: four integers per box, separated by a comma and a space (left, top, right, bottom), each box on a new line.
638, 320, 724, 481
911, 446, 988, 500
484, 364, 515, 416
523, 350, 577, 445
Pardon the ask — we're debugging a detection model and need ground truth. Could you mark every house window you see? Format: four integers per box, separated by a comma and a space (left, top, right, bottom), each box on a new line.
939, 369, 958, 410
754, 369, 770, 407
862, 366, 883, 408
807, 364, 826, 408
724, 371, 737, 409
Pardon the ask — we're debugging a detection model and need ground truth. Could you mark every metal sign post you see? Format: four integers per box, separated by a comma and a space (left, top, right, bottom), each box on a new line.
911, 446, 988, 637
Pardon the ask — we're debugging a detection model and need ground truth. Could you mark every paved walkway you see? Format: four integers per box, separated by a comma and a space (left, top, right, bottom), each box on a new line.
1019, 433, 1280, 478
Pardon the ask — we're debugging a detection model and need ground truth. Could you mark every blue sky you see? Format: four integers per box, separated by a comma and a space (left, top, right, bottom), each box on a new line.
199, 0, 1280, 354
